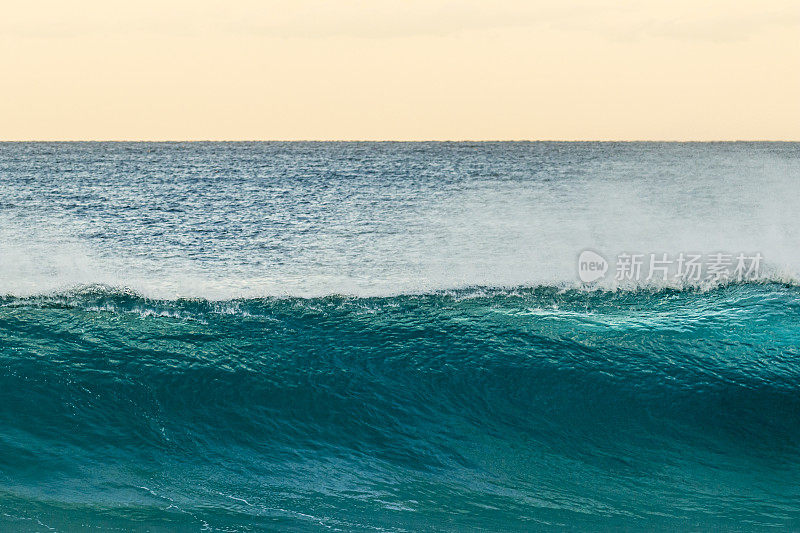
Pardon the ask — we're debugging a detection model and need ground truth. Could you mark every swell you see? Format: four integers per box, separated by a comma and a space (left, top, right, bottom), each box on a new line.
1, 283, 800, 530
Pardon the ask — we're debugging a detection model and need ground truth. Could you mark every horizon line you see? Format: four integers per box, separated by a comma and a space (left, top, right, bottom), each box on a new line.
1, 139, 799, 143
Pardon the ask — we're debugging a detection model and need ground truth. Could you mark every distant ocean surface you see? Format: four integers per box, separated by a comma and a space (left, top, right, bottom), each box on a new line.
0, 142, 799, 531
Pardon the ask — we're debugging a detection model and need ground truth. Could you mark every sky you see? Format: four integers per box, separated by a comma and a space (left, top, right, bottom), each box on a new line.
1, 0, 799, 141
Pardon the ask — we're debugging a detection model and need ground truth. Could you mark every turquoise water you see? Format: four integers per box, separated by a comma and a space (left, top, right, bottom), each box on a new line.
0, 143, 799, 530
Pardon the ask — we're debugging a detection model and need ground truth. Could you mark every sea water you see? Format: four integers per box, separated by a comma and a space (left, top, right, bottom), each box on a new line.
0, 142, 798, 530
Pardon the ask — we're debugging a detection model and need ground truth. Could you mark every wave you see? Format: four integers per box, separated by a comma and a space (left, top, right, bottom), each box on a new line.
1, 282, 799, 529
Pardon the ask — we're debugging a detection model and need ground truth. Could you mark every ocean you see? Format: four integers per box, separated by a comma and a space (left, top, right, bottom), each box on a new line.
0, 142, 799, 531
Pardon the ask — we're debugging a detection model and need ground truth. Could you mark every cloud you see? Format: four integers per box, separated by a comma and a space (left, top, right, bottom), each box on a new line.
1, 0, 797, 43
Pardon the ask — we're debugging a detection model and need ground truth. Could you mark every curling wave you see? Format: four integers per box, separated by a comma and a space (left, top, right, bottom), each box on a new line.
1, 283, 799, 530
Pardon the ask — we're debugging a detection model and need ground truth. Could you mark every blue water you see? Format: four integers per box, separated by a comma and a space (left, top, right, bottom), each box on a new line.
0, 142, 799, 531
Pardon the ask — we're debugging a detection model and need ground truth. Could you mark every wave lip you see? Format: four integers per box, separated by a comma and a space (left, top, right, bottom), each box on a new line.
1, 266, 800, 301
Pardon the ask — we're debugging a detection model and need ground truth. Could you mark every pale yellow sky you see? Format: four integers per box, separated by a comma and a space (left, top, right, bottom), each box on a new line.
1, 0, 799, 140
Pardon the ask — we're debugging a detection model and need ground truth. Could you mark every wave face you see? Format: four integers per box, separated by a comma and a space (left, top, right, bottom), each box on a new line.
1, 142, 800, 530
0, 285, 799, 530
